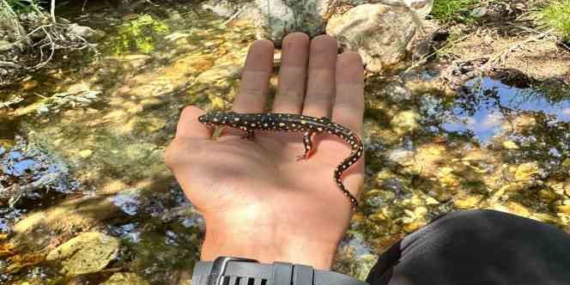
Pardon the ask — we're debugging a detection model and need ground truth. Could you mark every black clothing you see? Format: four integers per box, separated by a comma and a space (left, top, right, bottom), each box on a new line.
366, 210, 570, 285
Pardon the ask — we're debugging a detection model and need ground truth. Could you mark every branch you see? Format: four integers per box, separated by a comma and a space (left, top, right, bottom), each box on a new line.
0, 61, 21, 68
51, 0, 57, 23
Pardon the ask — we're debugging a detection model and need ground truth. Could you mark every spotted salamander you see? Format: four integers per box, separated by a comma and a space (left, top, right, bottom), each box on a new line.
198, 112, 363, 209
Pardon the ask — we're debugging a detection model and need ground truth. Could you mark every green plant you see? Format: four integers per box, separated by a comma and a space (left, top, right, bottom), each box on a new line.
109, 14, 170, 55
536, 0, 570, 40
431, 0, 479, 24
5, 0, 43, 14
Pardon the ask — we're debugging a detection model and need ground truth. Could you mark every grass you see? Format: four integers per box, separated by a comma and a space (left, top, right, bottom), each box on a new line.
431, 0, 480, 24
536, 0, 570, 40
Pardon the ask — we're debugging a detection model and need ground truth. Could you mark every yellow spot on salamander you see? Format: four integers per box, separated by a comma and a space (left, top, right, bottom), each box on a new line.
279, 123, 286, 127
301, 120, 307, 125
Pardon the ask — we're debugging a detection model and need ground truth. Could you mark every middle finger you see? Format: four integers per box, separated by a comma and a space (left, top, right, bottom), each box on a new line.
302, 35, 338, 118
272, 33, 310, 114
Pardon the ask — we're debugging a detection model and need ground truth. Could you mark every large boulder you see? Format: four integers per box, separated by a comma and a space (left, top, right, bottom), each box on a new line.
252, 0, 339, 45
326, 3, 421, 72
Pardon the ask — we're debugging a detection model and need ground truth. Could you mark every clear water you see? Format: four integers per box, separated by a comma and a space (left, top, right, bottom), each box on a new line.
442, 78, 570, 142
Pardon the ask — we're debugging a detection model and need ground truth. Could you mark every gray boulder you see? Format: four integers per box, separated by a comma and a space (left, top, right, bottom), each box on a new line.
326, 3, 422, 72
252, 0, 339, 45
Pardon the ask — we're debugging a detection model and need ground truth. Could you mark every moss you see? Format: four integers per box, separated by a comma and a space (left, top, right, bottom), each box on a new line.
536, 0, 570, 40
431, 0, 479, 24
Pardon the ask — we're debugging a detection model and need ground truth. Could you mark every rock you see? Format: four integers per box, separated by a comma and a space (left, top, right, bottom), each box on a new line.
67, 24, 105, 40
403, 0, 433, 18
326, 3, 421, 72
470, 7, 487, 18
344, 0, 433, 18
195, 64, 242, 86
390, 110, 420, 135
101, 273, 149, 285
202, 0, 238, 18
563, 158, 570, 171
0, 40, 11, 52
438, 167, 461, 188
514, 162, 540, 182
539, 189, 558, 203
373, 81, 412, 103
453, 194, 482, 209
79, 149, 93, 158
46, 232, 120, 276
506, 201, 531, 217
252, 0, 338, 45
502, 140, 519, 150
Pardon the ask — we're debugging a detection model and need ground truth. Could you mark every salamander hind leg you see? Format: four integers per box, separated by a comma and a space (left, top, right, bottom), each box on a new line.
297, 131, 315, 160
240, 128, 255, 140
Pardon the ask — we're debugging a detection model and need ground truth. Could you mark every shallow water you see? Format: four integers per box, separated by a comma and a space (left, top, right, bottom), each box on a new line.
1, 2, 569, 284
442, 77, 570, 142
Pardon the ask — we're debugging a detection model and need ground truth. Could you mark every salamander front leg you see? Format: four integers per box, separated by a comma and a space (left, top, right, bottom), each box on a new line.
297, 131, 315, 160
240, 127, 255, 140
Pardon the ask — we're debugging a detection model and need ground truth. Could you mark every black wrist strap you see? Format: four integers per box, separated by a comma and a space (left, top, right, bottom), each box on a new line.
192, 257, 369, 285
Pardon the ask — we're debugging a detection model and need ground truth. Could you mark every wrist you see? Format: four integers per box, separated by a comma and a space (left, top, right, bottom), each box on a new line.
200, 212, 340, 270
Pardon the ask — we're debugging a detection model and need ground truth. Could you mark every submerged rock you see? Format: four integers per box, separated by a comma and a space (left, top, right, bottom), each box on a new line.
46, 232, 120, 276
326, 3, 422, 72
101, 272, 150, 285
514, 162, 541, 182
390, 110, 420, 135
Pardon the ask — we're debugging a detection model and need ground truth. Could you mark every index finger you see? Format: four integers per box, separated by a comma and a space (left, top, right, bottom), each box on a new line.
332, 51, 365, 135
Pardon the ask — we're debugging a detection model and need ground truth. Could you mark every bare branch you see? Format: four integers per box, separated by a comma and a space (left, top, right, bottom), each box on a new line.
51, 0, 57, 23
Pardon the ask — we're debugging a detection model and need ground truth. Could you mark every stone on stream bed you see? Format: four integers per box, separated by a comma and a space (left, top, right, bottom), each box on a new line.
101, 272, 150, 285
46, 232, 120, 277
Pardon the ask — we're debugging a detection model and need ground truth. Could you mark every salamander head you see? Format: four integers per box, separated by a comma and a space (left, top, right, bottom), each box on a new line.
198, 111, 228, 127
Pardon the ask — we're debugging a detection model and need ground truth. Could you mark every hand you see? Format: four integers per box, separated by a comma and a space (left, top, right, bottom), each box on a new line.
165, 33, 365, 269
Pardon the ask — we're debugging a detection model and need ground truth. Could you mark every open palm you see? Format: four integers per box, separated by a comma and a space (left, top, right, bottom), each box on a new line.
165, 34, 365, 269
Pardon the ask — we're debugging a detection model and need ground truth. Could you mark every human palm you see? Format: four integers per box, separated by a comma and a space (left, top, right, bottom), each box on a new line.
165, 33, 365, 269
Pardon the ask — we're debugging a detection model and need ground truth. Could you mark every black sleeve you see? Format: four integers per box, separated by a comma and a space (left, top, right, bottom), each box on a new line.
366, 210, 570, 285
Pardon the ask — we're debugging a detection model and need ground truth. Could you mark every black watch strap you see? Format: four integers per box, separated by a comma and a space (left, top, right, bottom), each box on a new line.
192, 256, 369, 285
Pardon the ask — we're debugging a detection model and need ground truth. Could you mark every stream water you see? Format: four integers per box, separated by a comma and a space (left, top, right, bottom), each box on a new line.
0, 1, 569, 284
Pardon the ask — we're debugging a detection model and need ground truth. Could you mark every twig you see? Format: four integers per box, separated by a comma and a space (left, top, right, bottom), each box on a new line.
0, 61, 21, 68
51, 0, 57, 23
223, 6, 247, 26
34, 27, 56, 69
2, 24, 53, 50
